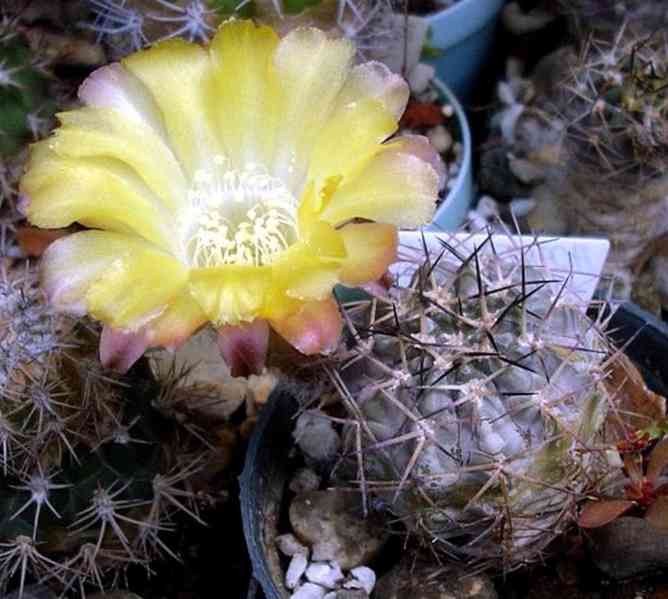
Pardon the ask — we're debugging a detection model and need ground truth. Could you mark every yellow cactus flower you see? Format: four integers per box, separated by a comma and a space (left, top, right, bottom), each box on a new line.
20, 19, 442, 374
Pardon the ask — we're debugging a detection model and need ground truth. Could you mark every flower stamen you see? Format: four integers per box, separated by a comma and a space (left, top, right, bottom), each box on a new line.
181, 156, 299, 268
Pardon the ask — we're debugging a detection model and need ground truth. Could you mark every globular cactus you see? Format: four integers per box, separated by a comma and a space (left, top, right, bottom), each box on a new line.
330, 236, 616, 569
0, 264, 224, 597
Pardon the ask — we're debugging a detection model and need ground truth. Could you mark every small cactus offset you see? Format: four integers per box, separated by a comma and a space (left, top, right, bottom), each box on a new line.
0, 264, 223, 597
330, 235, 616, 569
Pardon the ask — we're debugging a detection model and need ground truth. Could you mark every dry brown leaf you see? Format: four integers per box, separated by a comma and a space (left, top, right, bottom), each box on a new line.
578, 499, 635, 528
604, 353, 666, 439
648, 437, 668, 483
645, 495, 668, 529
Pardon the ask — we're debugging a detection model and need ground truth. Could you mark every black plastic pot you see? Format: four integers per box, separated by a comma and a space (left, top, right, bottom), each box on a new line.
240, 386, 299, 599
240, 302, 668, 599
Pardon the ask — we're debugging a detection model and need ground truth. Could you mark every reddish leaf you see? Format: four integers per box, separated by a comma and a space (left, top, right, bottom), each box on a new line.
578, 500, 635, 528
647, 437, 668, 483
645, 495, 668, 529
400, 101, 444, 129
623, 452, 644, 485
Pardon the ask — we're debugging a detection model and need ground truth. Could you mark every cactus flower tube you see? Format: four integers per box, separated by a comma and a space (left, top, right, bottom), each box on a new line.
20, 19, 441, 375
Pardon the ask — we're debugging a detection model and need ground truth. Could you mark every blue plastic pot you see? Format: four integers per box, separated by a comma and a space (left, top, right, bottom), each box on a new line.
428, 78, 473, 232
424, 0, 506, 103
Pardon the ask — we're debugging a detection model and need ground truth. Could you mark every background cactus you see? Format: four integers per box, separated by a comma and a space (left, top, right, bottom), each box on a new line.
538, 19, 668, 310
328, 236, 617, 569
0, 263, 229, 597
0, 24, 55, 161
481, 4, 668, 314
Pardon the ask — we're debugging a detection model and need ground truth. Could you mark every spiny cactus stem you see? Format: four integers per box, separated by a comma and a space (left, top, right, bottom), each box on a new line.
70, 481, 149, 559
0, 58, 21, 88
91, 413, 146, 450
10, 467, 70, 540
0, 536, 64, 599
150, 458, 207, 526
135, 518, 180, 562
59, 543, 114, 596
150, 0, 215, 43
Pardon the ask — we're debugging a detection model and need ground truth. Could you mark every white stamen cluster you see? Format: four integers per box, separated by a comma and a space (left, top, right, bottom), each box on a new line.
180, 155, 299, 268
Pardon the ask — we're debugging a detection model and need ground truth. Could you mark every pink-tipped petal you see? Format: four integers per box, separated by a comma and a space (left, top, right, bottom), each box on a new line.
78, 62, 165, 133
217, 319, 270, 378
398, 134, 447, 188
100, 325, 149, 373
338, 61, 410, 121
270, 298, 342, 356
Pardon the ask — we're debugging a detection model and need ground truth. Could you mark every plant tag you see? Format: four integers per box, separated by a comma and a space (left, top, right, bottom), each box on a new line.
393, 231, 610, 311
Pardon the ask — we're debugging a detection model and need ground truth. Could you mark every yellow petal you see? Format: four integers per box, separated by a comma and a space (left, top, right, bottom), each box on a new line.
271, 221, 345, 302
207, 20, 280, 170
22, 147, 176, 252
338, 222, 398, 286
307, 61, 409, 196
52, 107, 187, 211
318, 137, 440, 228
336, 61, 410, 122
143, 293, 207, 349
41, 231, 189, 329
307, 97, 398, 198
188, 265, 272, 326
123, 38, 222, 177
271, 27, 355, 190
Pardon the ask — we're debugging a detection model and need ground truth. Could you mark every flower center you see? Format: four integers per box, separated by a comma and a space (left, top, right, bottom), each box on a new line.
181, 156, 299, 268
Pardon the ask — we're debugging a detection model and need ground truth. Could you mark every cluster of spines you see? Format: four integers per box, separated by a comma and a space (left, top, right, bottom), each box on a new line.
547, 23, 668, 187
86, 0, 397, 61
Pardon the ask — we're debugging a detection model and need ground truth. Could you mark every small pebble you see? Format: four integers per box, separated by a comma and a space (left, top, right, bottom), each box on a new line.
290, 490, 386, 570
305, 561, 344, 589
290, 467, 322, 494
408, 63, 435, 95
427, 125, 453, 154
346, 566, 376, 595
509, 197, 536, 217
290, 582, 327, 599
293, 410, 341, 462
286, 553, 309, 589
276, 533, 309, 557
